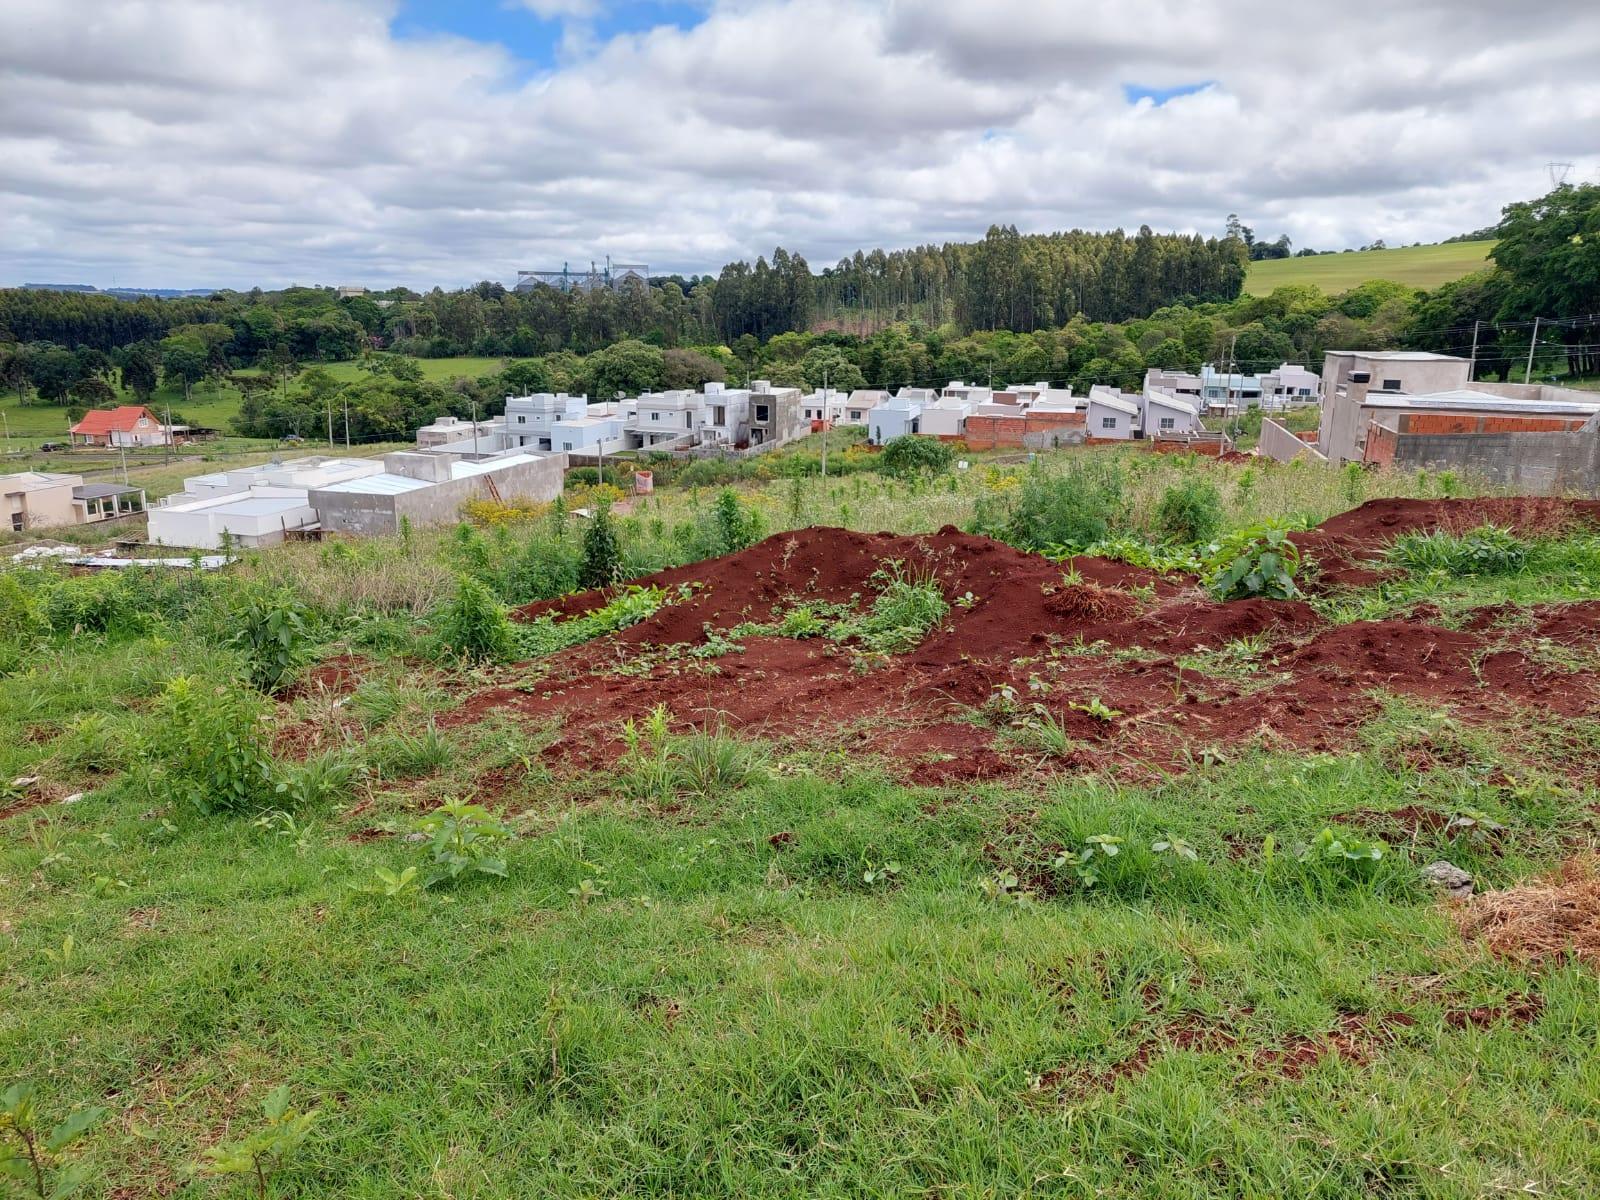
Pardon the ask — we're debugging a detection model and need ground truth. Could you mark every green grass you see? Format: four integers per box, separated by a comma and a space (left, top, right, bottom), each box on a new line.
3, 452, 1598, 1196
1244, 241, 1496, 297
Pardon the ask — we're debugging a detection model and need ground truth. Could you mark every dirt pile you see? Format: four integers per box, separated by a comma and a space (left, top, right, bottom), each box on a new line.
440, 501, 1600, 788
1293, 497, 1600, 590
1454, 857, 1600, 965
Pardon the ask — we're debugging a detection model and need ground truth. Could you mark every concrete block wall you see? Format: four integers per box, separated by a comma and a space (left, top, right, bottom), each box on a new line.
313, 454, 568, 536
1384, 429, 1600, 495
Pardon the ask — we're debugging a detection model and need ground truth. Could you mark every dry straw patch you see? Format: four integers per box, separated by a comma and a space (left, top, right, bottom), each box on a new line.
1453, 856, 1600, 965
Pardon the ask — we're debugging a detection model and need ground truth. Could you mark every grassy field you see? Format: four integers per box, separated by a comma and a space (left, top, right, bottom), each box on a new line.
3, 449, 1597, 1197
1244, 241, 1496, 296
2, 358, 519, 449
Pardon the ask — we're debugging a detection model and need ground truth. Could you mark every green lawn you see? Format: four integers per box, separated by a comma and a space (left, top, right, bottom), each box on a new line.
1244, 241, 1496, 297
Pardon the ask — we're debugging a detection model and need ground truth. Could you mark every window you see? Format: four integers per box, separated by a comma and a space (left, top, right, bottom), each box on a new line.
755, 405, 770, 423
563, 441, 573, 451
1159, 416, 1175, 430
685, 412, 692, 427
650, 411, 660, 421
517, 415, 526, 423
1101, 416, 1117, 430
712, 406, 725, 424
1382, 378, 1402, 391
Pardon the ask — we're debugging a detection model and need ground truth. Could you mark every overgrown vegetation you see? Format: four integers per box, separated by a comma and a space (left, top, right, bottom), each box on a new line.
4, 450, 1599, 1197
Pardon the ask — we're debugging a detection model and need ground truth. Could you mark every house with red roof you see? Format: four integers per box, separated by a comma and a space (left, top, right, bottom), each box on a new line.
69, 405, 172, 448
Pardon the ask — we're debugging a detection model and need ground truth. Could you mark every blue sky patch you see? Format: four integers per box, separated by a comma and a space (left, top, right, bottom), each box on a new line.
393, 1, 706, 74
1122, 81, 1213, 106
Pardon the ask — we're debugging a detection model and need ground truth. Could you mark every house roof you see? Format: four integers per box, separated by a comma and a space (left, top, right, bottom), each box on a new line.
1326, 350, 1465, 362
1363, 389, 1600, 416
1146, 391, 1200, 417
69, 405, 156, 435
73, 483, 143, 499
1088, 392, 1139, 416
2, 470, 79, 492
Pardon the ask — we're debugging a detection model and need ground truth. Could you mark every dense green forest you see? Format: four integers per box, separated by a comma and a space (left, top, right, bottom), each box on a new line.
1, 185, 1595, 445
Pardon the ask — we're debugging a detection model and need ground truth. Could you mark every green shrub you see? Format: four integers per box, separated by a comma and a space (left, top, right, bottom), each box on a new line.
515, 585, 668, 658
0, 572, 45, 674
230, 588, 312, 693
42, 574, 126, 635
145, 676, 277, 814
579, 504, 622, 589
879, 435, 953, 477
1207, 521, 1302, 601
618, 705, 768, 802
972, 459, 1126, 552
1152, 477, 1224, 545
565, 466, 600, 486
709, 488, 763, 555
433, 575, 515, 663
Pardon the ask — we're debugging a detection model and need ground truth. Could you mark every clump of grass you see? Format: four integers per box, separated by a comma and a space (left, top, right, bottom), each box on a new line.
832, 562, 949, 655
1389, 525, 1529, 577
368, 720, 452, 779
618, 704, 768, 803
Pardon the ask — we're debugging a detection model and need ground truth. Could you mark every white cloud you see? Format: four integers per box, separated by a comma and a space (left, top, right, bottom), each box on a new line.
1, 0, 1597, 289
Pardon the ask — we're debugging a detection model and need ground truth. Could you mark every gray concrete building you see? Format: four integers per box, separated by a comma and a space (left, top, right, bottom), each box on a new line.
309, 450, 567, 536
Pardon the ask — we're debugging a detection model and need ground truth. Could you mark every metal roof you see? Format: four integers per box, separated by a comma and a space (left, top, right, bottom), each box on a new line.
1088, 392, 1140, 416
1363, 389, 1600, 415
73, 483, 143, 499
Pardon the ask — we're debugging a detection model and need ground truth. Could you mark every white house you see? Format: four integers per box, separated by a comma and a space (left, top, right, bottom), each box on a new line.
867, 391, 925, 443
841, 390, 887, 424
149, 456, 388, 549
1142, 388, 1204, 436
416, 415, 506, 449
1259, 363, 1319, 409
551, 402, 631, 454
505, 393, 588, 451
919, 395, 976, 438
1086, 387, 1139, 439
149, 487, 319, 549
627, 390, 704, 449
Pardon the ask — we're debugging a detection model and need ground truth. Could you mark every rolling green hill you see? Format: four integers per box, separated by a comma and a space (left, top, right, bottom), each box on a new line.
1244, 240, 1496, 296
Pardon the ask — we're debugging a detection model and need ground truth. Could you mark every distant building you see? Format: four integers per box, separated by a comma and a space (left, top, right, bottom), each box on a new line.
699, 383, 752, 446
748, 382, 806, 448
309, 451, 567, 537
505, 393, 588, 452
69, 405, 172, 448
2, 471, 81, 531
867, 391, 925, 443
149, 456, 388, 548
1086, 386, 1139, 439
1141, 389, 1204, 436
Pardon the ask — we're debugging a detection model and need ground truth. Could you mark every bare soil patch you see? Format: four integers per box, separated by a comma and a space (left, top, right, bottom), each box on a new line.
437, 502, 1600, 796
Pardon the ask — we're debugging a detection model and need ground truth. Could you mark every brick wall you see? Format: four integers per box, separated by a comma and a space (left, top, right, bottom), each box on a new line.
1363, 422, 1398, 466
1395, 412, 1587, 436
963, 412, 1084, 450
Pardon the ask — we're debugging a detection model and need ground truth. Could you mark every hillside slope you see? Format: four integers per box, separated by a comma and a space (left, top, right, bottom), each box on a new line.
1244, 240, 1495, 296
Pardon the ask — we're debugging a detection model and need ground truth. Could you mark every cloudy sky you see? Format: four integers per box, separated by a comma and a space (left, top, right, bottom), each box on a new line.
3, 0, 1597, 290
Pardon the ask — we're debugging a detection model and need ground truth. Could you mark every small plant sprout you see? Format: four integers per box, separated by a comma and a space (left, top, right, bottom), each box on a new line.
85, 876, 131, 899
0, 1082, 106, 1200
196, 1084, 319, 1200
954, 591, 978, 609
568, 864, 608, 907
413, 800, 511, 888
353, 866, 419, 897
1070, 697, 1122, 722
979, 870, 1032, 906
861, 859, 901, 886
1054, 834, 1124, 888
1444, 810, 1508, 844
39, 935, 76, 974
1151, 837, 1199, 861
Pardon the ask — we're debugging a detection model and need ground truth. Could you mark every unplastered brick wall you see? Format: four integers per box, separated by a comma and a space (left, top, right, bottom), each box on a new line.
1363, 422, 1398, 466
963, 412, 1083, 450
1397, 412, 1587, 436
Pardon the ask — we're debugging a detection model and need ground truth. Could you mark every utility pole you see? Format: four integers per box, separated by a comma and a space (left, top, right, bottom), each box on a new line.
119, 443, 129, 485
1467, 319, 1480, 381
470, 399, 479, 458
1, 409, 10, 456
821, 365, 828, 479
342, 395, 351, 450
1524, 317, 1541, 385
163, 404, 173, 465
326, 400, 334, 450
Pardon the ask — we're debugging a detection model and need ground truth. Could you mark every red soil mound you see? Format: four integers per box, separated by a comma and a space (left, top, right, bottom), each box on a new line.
1293, 497, 1600, 591
439, 503, 1600, 793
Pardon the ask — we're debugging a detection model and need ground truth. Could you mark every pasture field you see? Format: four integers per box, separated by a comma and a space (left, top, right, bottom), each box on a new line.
1244, 241, 1496, 296
2, 449, 1597, 1198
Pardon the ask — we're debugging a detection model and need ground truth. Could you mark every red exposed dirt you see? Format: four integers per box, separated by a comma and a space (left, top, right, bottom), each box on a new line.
436, 502, 1600, 795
